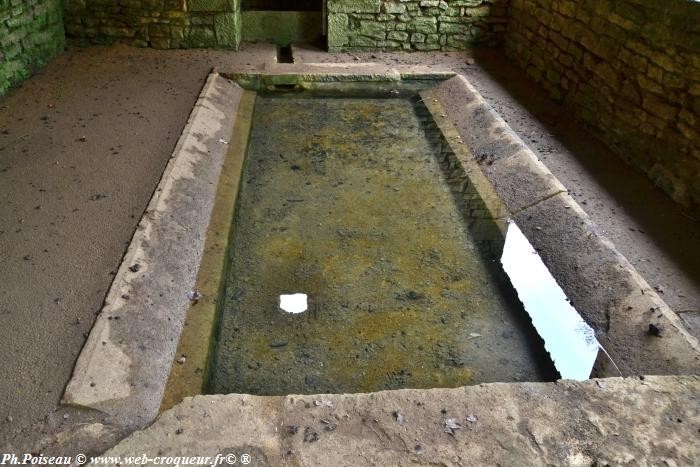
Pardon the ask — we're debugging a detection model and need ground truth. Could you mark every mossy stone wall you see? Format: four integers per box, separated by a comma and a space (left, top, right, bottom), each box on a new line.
327, 0, 508, 52
505, 0, 700, 214
1, 0, 66, 96
64, 0, 241, 49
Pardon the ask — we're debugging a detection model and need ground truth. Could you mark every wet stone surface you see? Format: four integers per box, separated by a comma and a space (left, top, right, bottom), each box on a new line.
208, 94, 556, 395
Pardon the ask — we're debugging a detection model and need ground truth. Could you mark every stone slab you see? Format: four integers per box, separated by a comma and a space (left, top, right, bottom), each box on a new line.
214, 12, 241, 50
431, 75, 567, 213
188, 0, 236, 12
679, 311, 700, 340
104, 376, 700, 466
430, 75, 700, 376
61, 74, 243, 431
513, 192, 700, 377
160, 90, 256, 412
327, 0, 382, 14
223, 64, 407, 91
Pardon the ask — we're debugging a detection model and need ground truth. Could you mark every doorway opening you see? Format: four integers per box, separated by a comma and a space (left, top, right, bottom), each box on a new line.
241, 0, 325, 47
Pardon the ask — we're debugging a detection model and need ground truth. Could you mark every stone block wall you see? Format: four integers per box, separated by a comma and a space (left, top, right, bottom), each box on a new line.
0, 0, 66, 96
64, 0, 241, 49
327, 0, 508, 51
505, 0, 700, 214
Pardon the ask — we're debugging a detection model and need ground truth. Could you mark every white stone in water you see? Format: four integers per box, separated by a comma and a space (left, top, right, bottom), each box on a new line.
279, 293, 307, 314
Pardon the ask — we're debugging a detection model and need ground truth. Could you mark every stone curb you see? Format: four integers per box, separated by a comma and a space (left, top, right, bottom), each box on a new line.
222, 64, 455, 90
431, 75, 700, 376
104, 375, 700, 466
160, 89, 256, 412
61, 73, 243, 430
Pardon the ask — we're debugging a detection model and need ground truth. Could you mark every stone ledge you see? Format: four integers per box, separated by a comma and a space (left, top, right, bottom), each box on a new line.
513, 192, 700, 376
187, 0, 237, 12
328, 0, 382, 14
430, 75, 700, 376
61, 74, 243, 431
103, 376, 700, 465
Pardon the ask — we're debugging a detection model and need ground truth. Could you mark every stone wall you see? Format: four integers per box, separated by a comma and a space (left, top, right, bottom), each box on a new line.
64, 0, 241, 49
0, 0, 65, 96
505, 0, 700, 214
327, 0, 508, 51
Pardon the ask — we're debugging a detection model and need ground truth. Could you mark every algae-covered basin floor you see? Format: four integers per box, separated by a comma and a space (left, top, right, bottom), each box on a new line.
209, 94, 557, 395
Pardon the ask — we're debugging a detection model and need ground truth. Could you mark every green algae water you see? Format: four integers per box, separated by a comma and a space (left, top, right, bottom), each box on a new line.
208, 94, 557, 395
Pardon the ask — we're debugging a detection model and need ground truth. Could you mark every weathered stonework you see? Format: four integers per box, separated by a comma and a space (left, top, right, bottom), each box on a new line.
0, 0, 65, 96
505, 0, 700, 215
63, 0, 504, 52
105, 376, 700, 466
64, 0, 241, 50
327, 0, 508, 51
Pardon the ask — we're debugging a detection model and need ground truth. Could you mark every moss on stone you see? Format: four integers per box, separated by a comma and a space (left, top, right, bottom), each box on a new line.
327, 0, 506, 52
0, 0, 65, 96
188, 0, 237, 12
185, 26, 218, 48
328, 0, 382, 14
215, 12, 241, 49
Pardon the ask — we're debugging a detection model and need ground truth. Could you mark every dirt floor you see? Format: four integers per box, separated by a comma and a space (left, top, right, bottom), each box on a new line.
0, 42, 698, 453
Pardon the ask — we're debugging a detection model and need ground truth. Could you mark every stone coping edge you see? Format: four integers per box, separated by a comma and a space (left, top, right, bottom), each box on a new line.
61, 73, 244, 430
160, 90, 256, 412
431, 75, 699, 377
104, 375, 700, 465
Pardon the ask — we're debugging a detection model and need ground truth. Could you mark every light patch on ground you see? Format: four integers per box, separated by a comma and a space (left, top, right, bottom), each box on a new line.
279, 293, 308, 314
62, 321, 132, 406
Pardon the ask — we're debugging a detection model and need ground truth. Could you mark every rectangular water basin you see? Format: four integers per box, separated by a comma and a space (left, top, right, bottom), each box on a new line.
203, 86, 586, 396
64, 72, 698, 425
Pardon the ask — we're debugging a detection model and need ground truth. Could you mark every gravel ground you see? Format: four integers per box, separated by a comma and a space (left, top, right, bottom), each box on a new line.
0, 42, 697, 453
